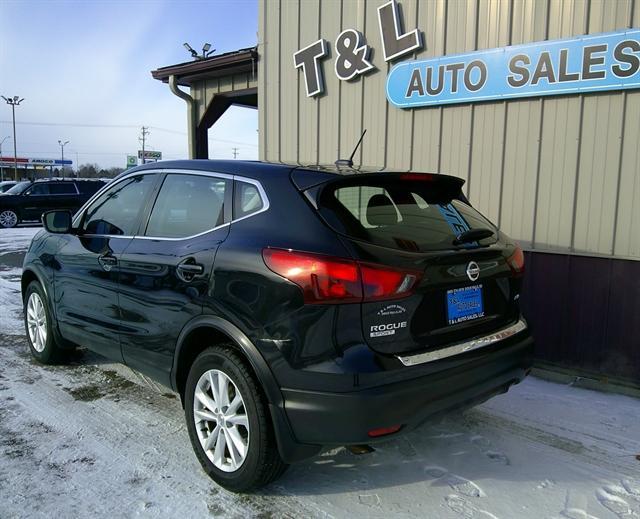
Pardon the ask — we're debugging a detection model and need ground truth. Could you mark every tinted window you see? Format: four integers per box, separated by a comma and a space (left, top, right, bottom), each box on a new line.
233, 181, 264, 219
76, 180, 105, 194
49, 183, 77, 195
317, 178, 496, 252
82, 175, 155, 236
145, 174, 227, 238
25, 184, 49, 195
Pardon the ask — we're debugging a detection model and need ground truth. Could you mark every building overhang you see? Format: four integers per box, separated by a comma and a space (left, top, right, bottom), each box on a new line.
151, 46, 258, 87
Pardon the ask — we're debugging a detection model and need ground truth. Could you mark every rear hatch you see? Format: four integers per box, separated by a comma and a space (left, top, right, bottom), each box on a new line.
301, 171, 524, 356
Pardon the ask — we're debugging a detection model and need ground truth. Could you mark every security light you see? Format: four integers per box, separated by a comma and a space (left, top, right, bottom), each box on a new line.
203, 43, 211, 53
183, 42, 198, 58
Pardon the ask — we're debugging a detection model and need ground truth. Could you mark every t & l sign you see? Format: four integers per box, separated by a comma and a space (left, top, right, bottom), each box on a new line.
292, 0, 640, 108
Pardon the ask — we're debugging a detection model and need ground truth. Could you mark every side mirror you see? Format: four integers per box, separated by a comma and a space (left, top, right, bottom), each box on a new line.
42, 210, 73, 234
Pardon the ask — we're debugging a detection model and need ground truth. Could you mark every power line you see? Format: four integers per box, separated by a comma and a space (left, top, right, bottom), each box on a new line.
0, 120, 259, 147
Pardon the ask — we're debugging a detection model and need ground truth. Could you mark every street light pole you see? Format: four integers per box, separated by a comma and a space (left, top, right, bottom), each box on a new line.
58, 140, 69, 178
0, 136, 10, 182
1, 96, 24, 181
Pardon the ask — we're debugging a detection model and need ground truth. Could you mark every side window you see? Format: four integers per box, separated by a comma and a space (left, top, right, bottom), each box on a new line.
25, 184, 49, 196
145, 174, 227, 239
82, 175, 156, 236
49, 183, 77, 195
233, 181, 264, 219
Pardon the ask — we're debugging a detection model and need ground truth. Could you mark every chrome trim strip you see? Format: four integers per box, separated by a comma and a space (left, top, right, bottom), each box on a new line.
396, 319, 528, 367
135, 222, 231, 241
71, 168, 270, 240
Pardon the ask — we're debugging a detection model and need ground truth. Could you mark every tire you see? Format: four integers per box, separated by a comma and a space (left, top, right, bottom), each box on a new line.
184, 345, 288, 492
23, 281, 67, 364
0, 209, 18, 228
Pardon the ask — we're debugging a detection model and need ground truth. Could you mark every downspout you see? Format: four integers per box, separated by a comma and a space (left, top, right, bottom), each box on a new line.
169, 74, 197, 159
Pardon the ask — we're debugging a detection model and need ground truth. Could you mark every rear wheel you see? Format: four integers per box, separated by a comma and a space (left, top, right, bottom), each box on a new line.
184, 345, 287, 492
0, 209, 18, 228
24, 281, 67, 364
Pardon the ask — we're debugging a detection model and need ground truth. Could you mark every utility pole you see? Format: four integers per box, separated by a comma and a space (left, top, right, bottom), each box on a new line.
1, 96, 24, 181
139, 126, 150, 165
232, 147, 239, 159
0, 136, 10, 182
58, 140, 69, 179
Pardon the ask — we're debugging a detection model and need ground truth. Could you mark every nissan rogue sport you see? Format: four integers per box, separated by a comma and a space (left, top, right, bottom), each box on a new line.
22, 160, 533, 491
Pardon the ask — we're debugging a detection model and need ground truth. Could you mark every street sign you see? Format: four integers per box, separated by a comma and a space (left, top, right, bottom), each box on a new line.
138, 150, 162, 160
127, 155, 137, 168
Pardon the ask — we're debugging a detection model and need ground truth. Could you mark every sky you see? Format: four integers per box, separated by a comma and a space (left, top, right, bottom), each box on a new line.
0, 0, 259, 169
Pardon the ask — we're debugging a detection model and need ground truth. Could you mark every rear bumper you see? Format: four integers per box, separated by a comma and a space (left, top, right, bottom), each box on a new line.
281, 330, 533, 446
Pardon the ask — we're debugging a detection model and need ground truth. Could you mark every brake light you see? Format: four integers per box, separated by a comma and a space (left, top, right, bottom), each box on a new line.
262, 248, 421, 304
507, 245, 525, 275
400, 173, 435, 182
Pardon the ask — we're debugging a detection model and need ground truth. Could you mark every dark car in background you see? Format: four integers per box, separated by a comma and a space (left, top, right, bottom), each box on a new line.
21, 160, 533, 491
0, 178, 106, 228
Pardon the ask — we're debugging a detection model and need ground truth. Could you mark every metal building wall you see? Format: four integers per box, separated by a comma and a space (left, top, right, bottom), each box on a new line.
258, 0, 640, 260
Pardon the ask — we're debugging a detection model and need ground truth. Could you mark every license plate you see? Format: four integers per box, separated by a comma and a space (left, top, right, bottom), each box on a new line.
447, 284, 484, 325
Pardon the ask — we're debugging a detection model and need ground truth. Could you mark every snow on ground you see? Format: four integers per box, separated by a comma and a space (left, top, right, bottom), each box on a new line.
0, 226, 41, 255
0, 226, 40, 335
1, 229, 639, 519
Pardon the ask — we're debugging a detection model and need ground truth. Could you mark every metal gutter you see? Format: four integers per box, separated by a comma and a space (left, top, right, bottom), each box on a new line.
168, 75, 196, 159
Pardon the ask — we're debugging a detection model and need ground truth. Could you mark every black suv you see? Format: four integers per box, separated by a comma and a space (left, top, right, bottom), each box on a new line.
22, 161, 533, 491
0, 178, 105, 228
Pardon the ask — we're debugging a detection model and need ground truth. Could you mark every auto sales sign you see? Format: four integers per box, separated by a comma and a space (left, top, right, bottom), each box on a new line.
293, 0, 640, 108
387, 30, 640, 107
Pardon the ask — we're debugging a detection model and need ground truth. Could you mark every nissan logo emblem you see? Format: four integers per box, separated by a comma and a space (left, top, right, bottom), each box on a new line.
466, 261, 480, 281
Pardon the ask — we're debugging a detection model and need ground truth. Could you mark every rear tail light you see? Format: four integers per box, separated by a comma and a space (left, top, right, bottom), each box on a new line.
262, 248, 421, 304
507, 245, 525, 275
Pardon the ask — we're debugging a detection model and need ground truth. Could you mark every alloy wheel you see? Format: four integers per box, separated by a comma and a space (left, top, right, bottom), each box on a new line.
0, 210, 17, 228
193, 369, 250, 472
26, 292, 47, 353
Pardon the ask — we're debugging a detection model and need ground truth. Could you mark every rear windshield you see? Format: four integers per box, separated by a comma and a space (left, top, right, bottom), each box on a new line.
316, 178, 497, 252
5, 181, 30, 195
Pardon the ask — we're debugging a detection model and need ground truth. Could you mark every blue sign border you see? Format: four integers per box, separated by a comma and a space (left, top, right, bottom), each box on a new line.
386, 29, 640, 108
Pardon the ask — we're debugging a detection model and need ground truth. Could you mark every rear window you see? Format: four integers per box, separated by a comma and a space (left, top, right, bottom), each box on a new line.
316, 177, 496, 252
76, 180, 105, 194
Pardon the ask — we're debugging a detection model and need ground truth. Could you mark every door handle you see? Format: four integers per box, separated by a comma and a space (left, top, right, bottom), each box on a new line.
176, 260, 204, 282
176, 263, 204, 274
98, 254, 117, 271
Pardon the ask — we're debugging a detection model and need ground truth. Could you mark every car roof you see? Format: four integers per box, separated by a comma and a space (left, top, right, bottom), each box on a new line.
118, 159, 464, 191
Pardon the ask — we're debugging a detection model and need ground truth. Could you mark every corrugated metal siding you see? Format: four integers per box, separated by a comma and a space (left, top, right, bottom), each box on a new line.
258, 0, 640, 260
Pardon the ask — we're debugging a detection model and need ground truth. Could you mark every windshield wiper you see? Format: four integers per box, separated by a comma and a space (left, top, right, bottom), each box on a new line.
453, 228, 495, 245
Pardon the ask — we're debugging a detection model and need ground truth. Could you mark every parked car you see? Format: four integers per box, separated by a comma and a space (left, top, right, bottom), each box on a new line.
0, 180, 17, 193
22, 160, 533, 491
0, 178, 106, 228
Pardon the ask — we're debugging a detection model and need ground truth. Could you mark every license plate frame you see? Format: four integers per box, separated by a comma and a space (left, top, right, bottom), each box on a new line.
446, 284, 485, 325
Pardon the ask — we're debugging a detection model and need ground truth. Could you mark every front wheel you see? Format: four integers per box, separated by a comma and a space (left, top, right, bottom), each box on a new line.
184, 345, 287, 492
24, 281, 67, 364
0, 209, 18, 228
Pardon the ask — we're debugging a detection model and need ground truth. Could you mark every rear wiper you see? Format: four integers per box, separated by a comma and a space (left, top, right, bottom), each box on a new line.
453, 228, 495, 245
